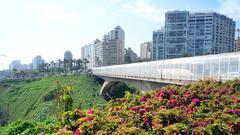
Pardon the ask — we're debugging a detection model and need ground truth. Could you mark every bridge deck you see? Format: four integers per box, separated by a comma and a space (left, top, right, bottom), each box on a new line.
92, 52, 240, 83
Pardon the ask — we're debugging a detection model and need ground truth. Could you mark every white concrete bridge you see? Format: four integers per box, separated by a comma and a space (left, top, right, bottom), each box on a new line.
92, 52, 240, 95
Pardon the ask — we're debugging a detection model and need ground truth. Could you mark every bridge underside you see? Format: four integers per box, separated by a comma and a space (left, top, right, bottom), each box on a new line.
97, 76, 172, 96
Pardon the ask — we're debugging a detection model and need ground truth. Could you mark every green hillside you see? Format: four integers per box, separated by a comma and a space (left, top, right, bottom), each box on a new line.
0, 75, 106, 122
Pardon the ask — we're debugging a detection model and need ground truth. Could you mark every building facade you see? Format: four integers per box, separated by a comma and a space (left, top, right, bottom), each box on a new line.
81, 44, 94, 69
102, 26, 125, 66
153, 11, 236, 60
64, 51, 73, 61
152, 28, 165, 60
124, 48, 138, 64
32, 55, 43, 70
188, 12, 235, 56
9, 60, 22, 70
93, 39, 103, 67
140, 41, 152, 61
165, 11, 189, 59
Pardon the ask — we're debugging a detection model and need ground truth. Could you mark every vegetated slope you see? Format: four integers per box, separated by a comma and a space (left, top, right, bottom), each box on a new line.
0, 75, 106, 122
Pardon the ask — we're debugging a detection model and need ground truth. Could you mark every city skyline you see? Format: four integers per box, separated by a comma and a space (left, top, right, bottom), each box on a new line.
0, 0, 240, 70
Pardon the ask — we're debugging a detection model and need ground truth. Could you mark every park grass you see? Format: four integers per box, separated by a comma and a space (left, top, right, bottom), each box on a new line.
0, 74, 106, 122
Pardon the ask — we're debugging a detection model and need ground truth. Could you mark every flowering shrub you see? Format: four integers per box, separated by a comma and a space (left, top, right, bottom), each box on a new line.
45, 80, 240, 134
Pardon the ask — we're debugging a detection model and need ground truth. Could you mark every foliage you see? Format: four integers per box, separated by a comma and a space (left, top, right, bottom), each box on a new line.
3, 79, 240, 134
0, 75, 106, 122
0, 118, 60, 135
56, 82, 73, 116
52, 80, 240, 134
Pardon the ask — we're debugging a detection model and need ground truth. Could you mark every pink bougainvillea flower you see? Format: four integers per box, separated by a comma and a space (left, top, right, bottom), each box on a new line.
169, 99, 178, 107
228, 109, 234, 113
140, 96, 146, 102
88, 109, 94, 114
192, 98, 201, 104
143, 117, 149, 124
233, 109, 240, 114
121, 98, 126, 102
74, 129, 81, 135
160, 106, 166, 110
85, 116, 93, 121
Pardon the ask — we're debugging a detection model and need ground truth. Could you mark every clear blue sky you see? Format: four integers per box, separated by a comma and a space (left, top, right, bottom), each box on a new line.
0, 0, 239, 70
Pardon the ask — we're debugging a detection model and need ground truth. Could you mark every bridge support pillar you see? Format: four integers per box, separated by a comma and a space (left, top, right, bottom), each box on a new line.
98, 77, 170, 96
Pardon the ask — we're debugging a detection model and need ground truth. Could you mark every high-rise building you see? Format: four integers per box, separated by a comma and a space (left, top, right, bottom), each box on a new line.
153, 11, 236, 60
64, 51, 73, 61
152, 28, 165, 60
103, 26, 125, 66
32, 55, 43, 70
188, 12, 235, 56
81, 44, 94, 69
9, 60, 22, 70
165, 11, 189, 59
124, 48, 138, 64
140, 41, 152, 61
93, 39, 103, 67
81, 39, 104, 69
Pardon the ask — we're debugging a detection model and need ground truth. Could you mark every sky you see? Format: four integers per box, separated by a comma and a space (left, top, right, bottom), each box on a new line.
0, 0, 240, 70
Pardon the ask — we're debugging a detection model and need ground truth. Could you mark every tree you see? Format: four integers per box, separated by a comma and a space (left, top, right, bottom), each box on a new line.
50, 61, 55, 75
57, 59, 62, 75
63, 59, 68, 75
181, 52, 192, 57
76, 59, 83, 75
95, 57, 102, 67
72, 59, 76, 74
83, 58, 89, 70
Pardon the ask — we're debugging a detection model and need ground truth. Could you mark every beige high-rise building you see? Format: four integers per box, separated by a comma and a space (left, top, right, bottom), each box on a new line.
103, 26, 125, 66
140, 42, 152, 61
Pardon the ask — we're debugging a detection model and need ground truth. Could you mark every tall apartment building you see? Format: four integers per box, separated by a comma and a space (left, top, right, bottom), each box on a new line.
124, 48, 138, 64
102, 26, 125, 66
9, 60, 22, 70
152, 28, 165, 60
152, 11, 236, 60
32, 55, 44, 70
81, 44, 94, 69
140, 41, 152, 61
188, 12, 235, 56
165, 11, 189, 59
64, 51, 73, 61
93, 39, 103, 67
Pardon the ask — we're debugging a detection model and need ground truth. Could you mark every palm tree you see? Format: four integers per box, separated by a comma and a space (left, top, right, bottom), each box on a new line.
57, 59, 61, 75
76, 59, 83, 74
83, 58, 89, 70
50, 61, 55, 75
95, 57, 102, 67
63, 59, 68, 75
72, 59, 76, 74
